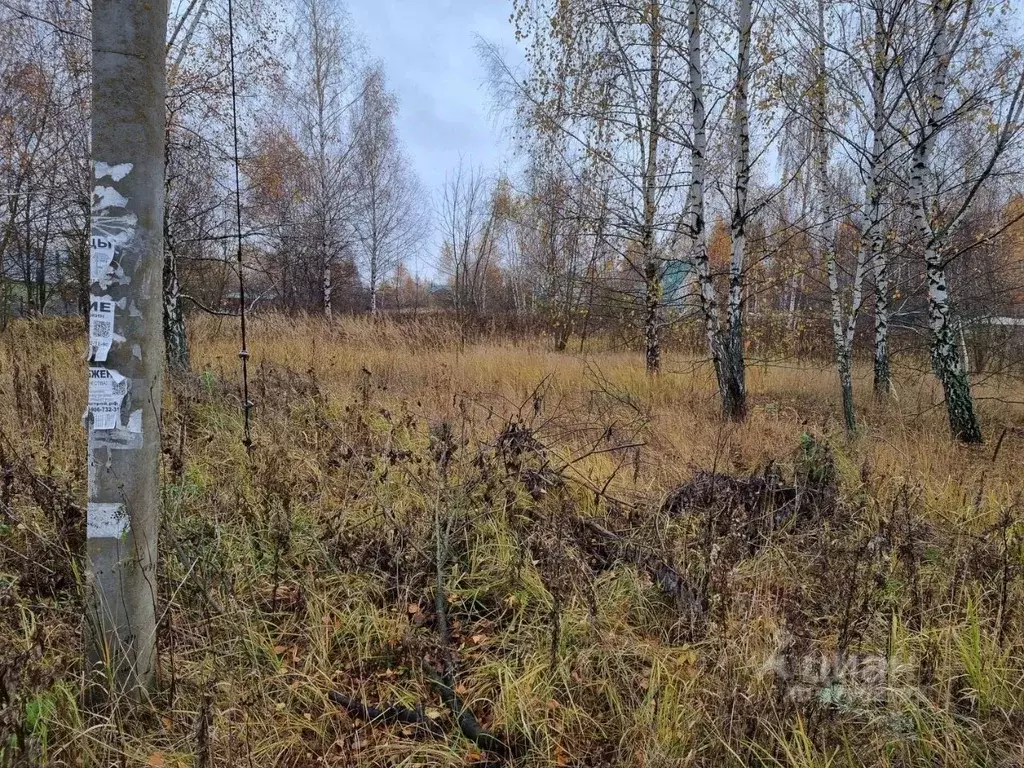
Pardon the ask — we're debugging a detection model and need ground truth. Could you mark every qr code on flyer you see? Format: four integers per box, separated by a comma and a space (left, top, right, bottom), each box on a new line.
91, 319, 112, 339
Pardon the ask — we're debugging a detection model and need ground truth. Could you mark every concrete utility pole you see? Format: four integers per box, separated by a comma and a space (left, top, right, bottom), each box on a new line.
86, 0, 168, 697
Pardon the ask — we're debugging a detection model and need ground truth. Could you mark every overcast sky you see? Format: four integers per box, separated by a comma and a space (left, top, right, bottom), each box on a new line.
345, 0, 523, 274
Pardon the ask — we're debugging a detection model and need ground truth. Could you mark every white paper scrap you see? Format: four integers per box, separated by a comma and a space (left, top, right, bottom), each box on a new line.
95, 162, 133, 182
88, 502, 129, 539
91, 236, 116, 283
127, 409, 143, 434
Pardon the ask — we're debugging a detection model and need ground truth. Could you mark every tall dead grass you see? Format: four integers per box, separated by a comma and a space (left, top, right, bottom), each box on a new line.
0, 313, 1022, 767
194, 313, 1024, 500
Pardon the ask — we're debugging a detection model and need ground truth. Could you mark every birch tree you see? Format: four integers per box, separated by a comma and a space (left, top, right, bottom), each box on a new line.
497, 0, 688, 373
162, 0, 214, 371
805, 0, 874, 431
286, 0, 361, 320
845, 0, 913, 401
812, 0, 864, 433
678, 0, 759, 420
350, 67, 425, 316
905, 0, 1024, 443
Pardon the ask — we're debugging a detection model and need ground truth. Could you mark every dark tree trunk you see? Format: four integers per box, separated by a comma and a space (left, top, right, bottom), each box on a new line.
837, 352, 855, 434
719, 339, 746, 422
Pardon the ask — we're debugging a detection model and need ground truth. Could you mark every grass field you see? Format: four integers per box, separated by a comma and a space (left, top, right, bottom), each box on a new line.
1, 314, 1023, 766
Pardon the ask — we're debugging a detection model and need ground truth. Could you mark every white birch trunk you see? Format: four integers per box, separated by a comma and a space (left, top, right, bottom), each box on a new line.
722, 0, 751, 420
369, 248, 378, 317
868, 10, 891, 398
163, 244, 188, 370
323, 251, 333, 320
688, 0, 730, 416
643, 0, 663, 374
871, 218, 890, 397
909, 0, 982, 443
813, 0, 859, 432
828, 237, 870, 433
162, 123, 189, 371
787, 271, 799, 329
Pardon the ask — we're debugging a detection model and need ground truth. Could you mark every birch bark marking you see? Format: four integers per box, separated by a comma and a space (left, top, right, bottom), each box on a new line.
689, 0, 750, 420
909, 0, 983, 443
643, 0, 663, 374
813, 0, 868, 434
871, 229, 891, 397
723, 0, 752, 421
323, 250, 333, 320
163, 116, 190, 371
87, 0, 168, 699
688, 0, 725, 398
810, 0, 856, 433
869, 6, 891, 398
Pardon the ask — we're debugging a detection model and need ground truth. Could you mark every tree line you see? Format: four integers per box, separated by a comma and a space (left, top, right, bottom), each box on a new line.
1, 0, 1024, 443
0, 0, 426, 363
480, 0, 1024, 442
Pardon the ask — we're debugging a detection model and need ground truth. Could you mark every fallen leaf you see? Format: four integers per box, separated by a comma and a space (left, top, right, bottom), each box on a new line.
147, 753, 166, 768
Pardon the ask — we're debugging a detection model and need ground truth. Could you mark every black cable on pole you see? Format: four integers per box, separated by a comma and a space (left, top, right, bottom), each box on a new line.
226, 0, 253, 450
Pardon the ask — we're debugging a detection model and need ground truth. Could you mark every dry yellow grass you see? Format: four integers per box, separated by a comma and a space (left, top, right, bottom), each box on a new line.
193, 313, 1024, 501
1, 314, 1023, 767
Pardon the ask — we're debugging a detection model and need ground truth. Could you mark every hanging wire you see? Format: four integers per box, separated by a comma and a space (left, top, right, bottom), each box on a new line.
226, 0, 253, 450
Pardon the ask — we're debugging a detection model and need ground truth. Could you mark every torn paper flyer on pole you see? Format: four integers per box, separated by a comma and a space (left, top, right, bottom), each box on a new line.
89, 295, 116, 361
88, 367, 128, 430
